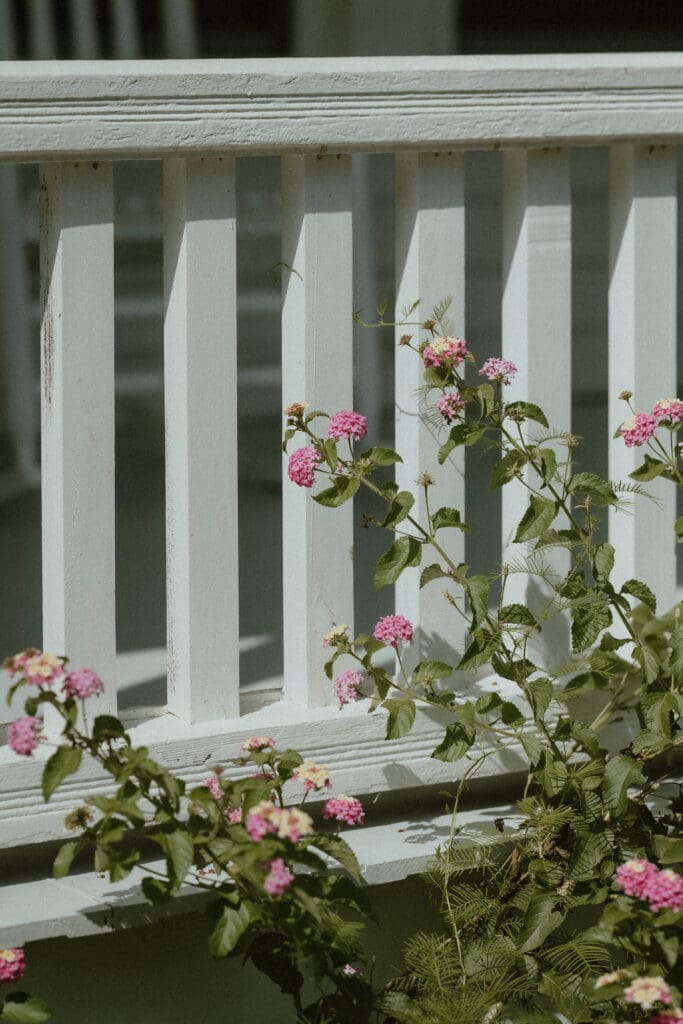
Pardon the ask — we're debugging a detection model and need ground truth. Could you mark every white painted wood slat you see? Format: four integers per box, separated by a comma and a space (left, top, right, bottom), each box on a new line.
163, 158, 239, 723
281, 154, 354, 707
394, 151, 466, 667
502, 148, 571, 660
608, 144, 678, 610
40, 162, 117, 715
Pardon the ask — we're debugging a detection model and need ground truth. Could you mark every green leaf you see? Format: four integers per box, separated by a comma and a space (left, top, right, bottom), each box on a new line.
592, 543, 615, 583
514, 495, 557, 543
490, 449, 528, 489
675, 516, 683, 542
208, 902, 252, 958
438, 423, 487, 463
475, 692, 503, 714
374, 536, 422, 589
151, 828, 194, 887
309, 833, 362, 883
465, 575, 489, 629
0, 995, 52, 1023
383, 698, 416, 740
430, 506, 468, 532
501, 701, 525, 726
505, 401, 549, 427
92, 715, 127, 743
630, 454, 667, 481
142, 876, 173, 906
431, 722, 473, 762
622, 578, 656, 613
527, 676, 553, 718
653, 834, 683, 865
568, 472, 617, 506
420, 563, 449, 588
571, 597, 612, 653
42, 745, 82, 802
412, 660, 452, 684
602, 754, 645, 816
53, 840, 79, 880
366, 446, 402, 466
322, 438, 339, 470
537, 447, 558, 486
520, 732, 543, 766
381, 490, 414, 528
498, 604, 539, 629
313, 476, 360, 508
518, 894, 564, 952
457, 630, 501, 670
634, 646, 660, 685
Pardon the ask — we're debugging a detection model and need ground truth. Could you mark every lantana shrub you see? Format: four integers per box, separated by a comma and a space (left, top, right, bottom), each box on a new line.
5, 301, 683, 1023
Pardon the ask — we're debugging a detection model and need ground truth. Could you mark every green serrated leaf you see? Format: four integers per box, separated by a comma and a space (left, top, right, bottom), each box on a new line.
412, 660, 452, 684
571, 597, 612, 653
310, 833, 362, 883
374, 536, 422, 589
465, 575, 489, 629
53, 840, 79, 880
514, 495, 558, 543
518, 894, 564, 952
383, 698, 416, 740
622, 578, 656, 613
431, 506, 468, 532
381, 490, 415, 528
527, 676, 553, 718
367, 446, 402, 466
0, 994, 52, 1023
313, 475, 360, 508
457, 629, 502, 670
630, 454, 667, 482
431, 722, 473, 762
653, 834, 683, 865
505, 401, 549, 427
490, 449, 529, 489
568, 472, 617, 506
634, 645, 660, 685
208, 902, 252, 958
602, 754, 645, 815
676, 515, 683, 542
593, 543, 615, 583
92, 715, 127, 743
537, 447, 558, 485
420, 563, 449, 589
498, 603, 539, 629
151, 828, 194, 887
42, 745, 82, 802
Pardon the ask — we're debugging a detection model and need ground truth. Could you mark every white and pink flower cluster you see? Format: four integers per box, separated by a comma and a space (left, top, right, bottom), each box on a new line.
5, 650, 105, 757
624, 976, 673, 1011
423, 336, 467, 369
245, 801, 314, 843
616, 858, 683, 913
292, 759, 331, 792
240, 736, 276, 754
263, 857, 294, 897
436, 391, 464, 423
286, 407, 368, 488
322, 795, 365, 827
200, 776, 242, 823
620, 398, 683, 447
333, 669, 363, 708
0, 947, 26, 983
479, 357, 517, 385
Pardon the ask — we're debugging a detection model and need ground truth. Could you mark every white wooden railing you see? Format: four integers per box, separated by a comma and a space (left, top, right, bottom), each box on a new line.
0, 55, 680, 847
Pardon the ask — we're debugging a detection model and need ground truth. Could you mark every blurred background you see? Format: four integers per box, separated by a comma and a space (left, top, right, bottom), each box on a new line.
2, 0, 683, 713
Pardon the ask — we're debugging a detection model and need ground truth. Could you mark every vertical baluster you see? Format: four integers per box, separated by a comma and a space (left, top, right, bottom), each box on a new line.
161, 0, 199, 57
40, 162, 117, 714
0, 1, 15, 59
27, 0, 57, 59
395, 152, 466, 667
69, 0, 100, 58
608, 145, 677, 610
164, 158, 239, 723
501, 149, 571, 658
281, 154, 354, 707
111, 0, 141, 58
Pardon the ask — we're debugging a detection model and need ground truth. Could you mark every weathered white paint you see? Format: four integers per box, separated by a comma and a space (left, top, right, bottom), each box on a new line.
163, 158, 240, 722
4, 56, 683, 161
395, 151, 466, 667
502, 149, 572, 659
608, 145, 678, 609
281, 154, 354, 707
40, 162, 117, 717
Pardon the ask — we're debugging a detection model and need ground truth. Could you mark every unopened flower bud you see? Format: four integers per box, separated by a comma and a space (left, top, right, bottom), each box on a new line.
618, 390, 633, 401
399, 333, 413, 346
283, 401, 309, 417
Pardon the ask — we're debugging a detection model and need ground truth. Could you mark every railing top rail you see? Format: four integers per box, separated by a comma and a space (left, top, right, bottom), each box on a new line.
3, 53, 683, 161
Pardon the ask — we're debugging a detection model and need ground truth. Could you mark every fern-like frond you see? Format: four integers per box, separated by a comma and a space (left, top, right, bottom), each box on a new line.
611, 479, 662, 506
403, 932, 463, 991
431, 296, 454, 334
543, 936, 612, 977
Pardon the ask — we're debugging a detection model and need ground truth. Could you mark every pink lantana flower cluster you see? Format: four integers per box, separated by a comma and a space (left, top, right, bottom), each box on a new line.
7, 716, 42, 756
323, 795, 365, 827
333, 669, 363, 707
373, 614, 413, 648
479, 357, 517, 385
287, 446, 322, 488
650, 1011, 683, 1023
620, 412, 657, 448
322, 625, 349, 648
436, 391, 465, 423
263, 857, 294, 896
245, 801, 314, 843
422, 336, 467, 369
652, 398, 683, 425
6, 650, 66, 687
63, 667, 104, 700
616, 858, 683, 912
241, 736, 276, 753
624, 977, 672, 1011
328, 410, 368, 442
0, 947, 26, 983
292, 759, 331, 792
199, 776, 242, 822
